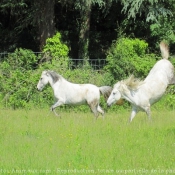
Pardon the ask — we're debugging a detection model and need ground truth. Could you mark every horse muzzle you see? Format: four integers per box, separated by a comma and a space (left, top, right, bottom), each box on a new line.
36, 86, 42, 91
107, 102, 111, 107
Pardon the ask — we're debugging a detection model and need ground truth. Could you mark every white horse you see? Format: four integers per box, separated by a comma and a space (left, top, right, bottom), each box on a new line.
37, 70, 112, 118
107, 41, 175, 122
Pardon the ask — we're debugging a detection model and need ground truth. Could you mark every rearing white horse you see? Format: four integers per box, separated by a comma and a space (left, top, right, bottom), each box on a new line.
107, 41, 175, 122
37, 70, 112, 118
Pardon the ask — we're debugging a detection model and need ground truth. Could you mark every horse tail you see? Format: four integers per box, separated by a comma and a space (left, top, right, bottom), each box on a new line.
160, 41, 169, 59
99, 86, 112, 100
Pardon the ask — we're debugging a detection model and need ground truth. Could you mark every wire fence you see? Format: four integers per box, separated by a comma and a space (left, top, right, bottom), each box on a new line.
69, 58, 107, 70
0, 52, 107, 70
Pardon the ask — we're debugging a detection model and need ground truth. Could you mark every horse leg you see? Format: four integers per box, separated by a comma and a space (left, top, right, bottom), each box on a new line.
129, 106, 138, 123
88, 100, 99, 119
91, 106, 99, 120
91, 107, 98, 119
144, 106, 151, 121
51, 100, 64, 117
97, 105, 105, 119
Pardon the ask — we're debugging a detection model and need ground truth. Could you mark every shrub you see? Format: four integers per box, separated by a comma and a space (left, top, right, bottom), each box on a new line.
0, 32, 70, 109
5, 48, 38, 70
0, 48, 39, 108
42, 32, 70, 70
105, 38, 157, 84
1, 37, 174, 111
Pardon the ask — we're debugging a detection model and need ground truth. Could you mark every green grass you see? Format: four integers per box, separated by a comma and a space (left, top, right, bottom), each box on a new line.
0, 109, 175, 174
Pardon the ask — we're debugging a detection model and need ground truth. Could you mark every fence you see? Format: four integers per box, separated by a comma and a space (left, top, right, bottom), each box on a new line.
0, 52, 107, 70
69, 58, 106, 70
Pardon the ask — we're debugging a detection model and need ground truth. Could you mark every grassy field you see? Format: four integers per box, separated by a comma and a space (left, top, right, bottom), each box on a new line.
0, 108, 175, 174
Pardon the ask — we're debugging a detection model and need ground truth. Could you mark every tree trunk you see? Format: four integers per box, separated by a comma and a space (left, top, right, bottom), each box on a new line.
78, 2, 91, 62
35, 0, 56, 51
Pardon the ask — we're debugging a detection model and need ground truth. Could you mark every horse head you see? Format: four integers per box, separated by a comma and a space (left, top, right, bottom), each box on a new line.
37, 70, 61, 91
37, 70, 50, 91
107, 82, 122, 107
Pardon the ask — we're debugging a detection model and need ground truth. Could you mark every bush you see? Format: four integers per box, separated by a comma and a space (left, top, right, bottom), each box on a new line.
0, 49, 39, 108
5, 48, 38, 70
1, 37, 175, 111
42, 32, 70, 70
105, 38, 157, 84
0, 32, 71, 109
0, 48, 114, 111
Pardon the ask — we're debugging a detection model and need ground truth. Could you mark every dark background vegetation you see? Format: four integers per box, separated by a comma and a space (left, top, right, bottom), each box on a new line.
1, 0, 175, 57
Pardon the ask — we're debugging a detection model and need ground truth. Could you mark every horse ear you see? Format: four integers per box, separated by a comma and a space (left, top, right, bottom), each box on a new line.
119, 82, 126, 92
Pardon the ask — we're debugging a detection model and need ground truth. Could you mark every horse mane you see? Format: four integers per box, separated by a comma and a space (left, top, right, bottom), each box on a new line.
121, 75, 144, 91
47, 70, 63, 83
160, 41, 169, 60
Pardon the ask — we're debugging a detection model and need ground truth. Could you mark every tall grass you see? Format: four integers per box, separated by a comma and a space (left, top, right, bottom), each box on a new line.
0, 109, 175, 174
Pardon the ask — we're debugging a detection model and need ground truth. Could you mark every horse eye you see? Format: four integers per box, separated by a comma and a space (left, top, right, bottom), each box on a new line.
40, 78, 43, 80
113, 92, 116, 95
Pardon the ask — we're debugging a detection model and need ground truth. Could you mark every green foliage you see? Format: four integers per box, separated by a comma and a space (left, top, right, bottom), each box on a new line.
163, 86, 175, 109
0, 48, 51, 109
0, 0, 27, 16
6, 48, 38, 70
43, 32, 69, 58
150, 18, 175, 45
105, 38, 156, 84
0, 37, 175, 112
0, 48, 39, 108
42, 32, 69, 70
122, 0, 173, 22
170, 57, 175, 67
130, 53, 157, 78
0, 67, 35, 108
0, 46, 113, 111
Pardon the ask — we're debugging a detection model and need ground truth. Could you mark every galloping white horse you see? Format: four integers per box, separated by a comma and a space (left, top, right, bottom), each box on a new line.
37, 70, 112, 118
107, 42, 175, 122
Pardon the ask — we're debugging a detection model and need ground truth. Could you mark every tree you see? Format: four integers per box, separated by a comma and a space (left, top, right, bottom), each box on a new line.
32, 0, 56, 51
78, 0, 92, 62
61, 0, 118, 61
0, 0, 56, 52
121, 0, 175, 51
0, 0, 30, 51
77, 0, 119, 61
122, 0, 173, 22
149, 1, 175, 49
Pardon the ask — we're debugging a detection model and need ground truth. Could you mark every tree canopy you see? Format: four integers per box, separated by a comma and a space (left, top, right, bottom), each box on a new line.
0, 0, 175, 59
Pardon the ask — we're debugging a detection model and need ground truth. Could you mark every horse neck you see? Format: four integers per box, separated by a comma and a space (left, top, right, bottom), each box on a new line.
49, 76, 67, 89
48, 76, 55, 89
120, 85, 138, 104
